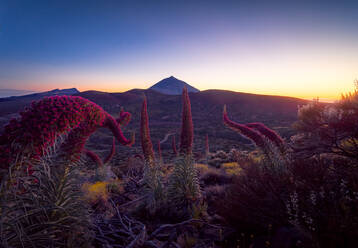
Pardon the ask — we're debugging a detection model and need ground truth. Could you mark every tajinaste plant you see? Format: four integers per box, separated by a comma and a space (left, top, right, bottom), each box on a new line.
117, 108, 131, 127
205, 134, 210, 156
140, 97, 155, 165
158, 140, 163, 164
179, 87, 194, 155
223, 105, 266, 150
83, 138, 116, 167
0, 95, 134, 181
223, 105, 289, 169
245, 122, 284, 149
172, 135, 178, 156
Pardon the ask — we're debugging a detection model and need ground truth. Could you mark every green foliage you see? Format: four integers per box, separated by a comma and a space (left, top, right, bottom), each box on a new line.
293, 87, 358, 160
0, 160, 92, 247
219, 148, 358, 247
219, 158, 292, 233
167, 155, 202, 219
141, 162, 166, 215
286, 158, 358, 248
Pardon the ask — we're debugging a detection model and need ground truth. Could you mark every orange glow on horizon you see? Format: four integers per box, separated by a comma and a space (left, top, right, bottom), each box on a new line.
26, 80, 348, 103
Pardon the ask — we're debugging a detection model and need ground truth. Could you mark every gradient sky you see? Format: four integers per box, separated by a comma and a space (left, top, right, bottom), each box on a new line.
0, 0, 357, 100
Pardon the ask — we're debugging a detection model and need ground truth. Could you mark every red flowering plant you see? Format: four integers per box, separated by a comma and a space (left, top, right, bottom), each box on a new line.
0, 95, 134, 182
157, 140, 162, 164
205, 134, 210, 156
179, 87, 194, 155
117, 107, 132, 127
245, 122, 284, 149
223, 105, 267, 150
223, 105, 287, 166
140, 97, 155, 165
172, 135, 178, 156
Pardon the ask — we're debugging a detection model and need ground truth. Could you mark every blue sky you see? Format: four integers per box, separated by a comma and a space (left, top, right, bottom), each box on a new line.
0, 0, 357, 100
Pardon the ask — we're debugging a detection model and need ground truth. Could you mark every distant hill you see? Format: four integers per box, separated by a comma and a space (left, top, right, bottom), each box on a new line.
149, 76, 199, 95
0, 88, 79, 116
0, 89, 36, 98
0, 88, 79, 102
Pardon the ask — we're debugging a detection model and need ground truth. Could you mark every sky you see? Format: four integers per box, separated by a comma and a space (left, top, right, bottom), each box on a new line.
0, 0, 357, 101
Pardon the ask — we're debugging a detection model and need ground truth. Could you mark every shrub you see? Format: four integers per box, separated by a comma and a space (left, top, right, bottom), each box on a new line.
292, 84, 358, 160
167, 155, 202, 219
220, 91, 358, 247
0, 159, 92, 247
219, 158, 293, 234
200, 166, 232, 186
286, 158, 358, 248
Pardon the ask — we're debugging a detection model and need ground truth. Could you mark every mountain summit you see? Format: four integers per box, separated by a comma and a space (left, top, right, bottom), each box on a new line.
149, 76, 199, 95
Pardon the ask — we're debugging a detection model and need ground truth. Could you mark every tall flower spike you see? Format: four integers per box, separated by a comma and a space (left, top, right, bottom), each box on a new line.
223, 105, 266, 149
84, 149, 104, 167
180, 87, 194, 155
83, 137, 115, 167
117, 108, 131, 127
172, 135, 178, 156
245, 122, 284, 148
140, 97, 155, 164
205, 134, 210, 155
104, 114, 135, 146
158, 140, 162, 163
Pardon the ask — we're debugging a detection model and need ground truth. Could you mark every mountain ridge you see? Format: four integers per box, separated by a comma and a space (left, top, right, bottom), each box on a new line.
0, 88, 79, 102
0, 89, 37, 98
149, 76, 200, 95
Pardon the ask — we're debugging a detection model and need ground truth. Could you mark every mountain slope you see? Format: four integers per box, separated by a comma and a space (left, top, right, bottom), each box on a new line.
149, 76, 199, 95
0, 88, 79, 102
0, 88, 80, 116
0, 89, 36, 98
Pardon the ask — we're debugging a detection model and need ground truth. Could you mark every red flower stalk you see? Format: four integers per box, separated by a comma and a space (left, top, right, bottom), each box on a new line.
117, 108, 131, 127
223, 105, 266, 149
134, 154, 144, 161
140, 97, 155, 164
172, 135, 178, 156
179, 87, 194, 155
104, 138, 116, 164
84, 149, 103, 167
158, 140, 162, 163
104, 114, 134, 146
245, 122, 284, 148
83, 138, 115, 167
0, 95, 133, 181
205, 134, 210, 155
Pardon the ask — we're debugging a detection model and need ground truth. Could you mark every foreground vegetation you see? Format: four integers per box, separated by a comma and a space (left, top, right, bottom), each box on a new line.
0, 85, 357, 248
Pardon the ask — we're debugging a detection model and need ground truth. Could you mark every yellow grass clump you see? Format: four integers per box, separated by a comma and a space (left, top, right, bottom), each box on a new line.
82, 181, 109, 203
221, 162, 242, 175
